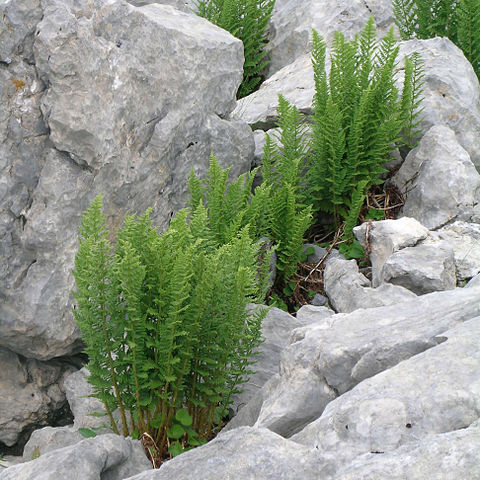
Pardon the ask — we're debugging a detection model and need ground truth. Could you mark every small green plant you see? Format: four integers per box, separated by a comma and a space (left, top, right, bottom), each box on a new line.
189, 155, 311, 289
73, 195, 268, 460
194, 0, 275, 98
393, 0, 480, 79
265, 17, 424, 245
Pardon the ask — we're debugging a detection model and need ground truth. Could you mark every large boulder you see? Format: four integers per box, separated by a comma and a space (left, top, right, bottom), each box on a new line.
323, 256, 416, 313
0, 347, 77, 448
0, 434, 151, 480
291, 319, 480, 471
333, 420, 480, 480
266, 0, 394, 78
392, 125, 480, 229
0, 0, 254, 361
125, 427, 322, 480
236, 286, 480, 437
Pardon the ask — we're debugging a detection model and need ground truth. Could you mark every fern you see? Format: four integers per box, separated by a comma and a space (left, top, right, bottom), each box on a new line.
457, 0, 480, 79
73, 196, 266, 458
264, 18, 424, 243
394, 0, 480, 80
195, 0, 275, 98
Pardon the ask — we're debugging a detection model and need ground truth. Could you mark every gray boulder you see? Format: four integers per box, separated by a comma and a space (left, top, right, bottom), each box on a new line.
434, 221, 480, 281
334, 420, 480, 480
397, 38, 480, 169
0, 347, 77, 447
291, 319, 480, 471
354, 217, 430, 287
63, 368, 114, 432
0, 434, 151, 480
248, 286, 480, 437
392, 125, 480, 230
266, 0, 394, 78
232, 306, 323, 414
125, 427, 322, 480
382, 242, 456, 295
233, 54, 316, 129
1, 0, 253, 361
324, 257, 416, 313
22, 426, 84, 461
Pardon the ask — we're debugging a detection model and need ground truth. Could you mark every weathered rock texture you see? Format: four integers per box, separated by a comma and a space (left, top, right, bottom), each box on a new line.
232, 286, 480, 437
0, 347, 77, 448
354, 217, 429, 287
393, 125, 480, 229
266, 0, 394, 77
0, 0, 253, 362
0, 434, 151, 480
324, 257, 416, 313
291, 319, 480, 472
125, 427, 322, 480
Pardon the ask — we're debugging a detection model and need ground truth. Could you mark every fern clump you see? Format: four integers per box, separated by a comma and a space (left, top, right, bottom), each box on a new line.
266, 17, 424, 244
194, 0, 275, 98
188, 154, 311, 289
393, 0, 480, 79
73, 195, 267, 460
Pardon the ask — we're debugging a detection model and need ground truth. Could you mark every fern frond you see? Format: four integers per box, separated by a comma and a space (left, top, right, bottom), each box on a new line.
457, 0, 480, 80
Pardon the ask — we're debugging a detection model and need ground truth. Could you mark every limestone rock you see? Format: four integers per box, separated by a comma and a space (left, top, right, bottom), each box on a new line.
435, 222, 480, 281
291, 319, 480, 471
233, 54, 316, 129
1, 0, 253, 361
397, 38, 480, 169
63, 368, 113, 432
334, 420, 480, 480
324, 257, 416, 313
392, 125, 480, 229
296, 305, 334, 323
22, 426, 84, 461
354, 218, 430, 287
232, 306, 318, 414
266, 0, 394, 78
250, 286, 480, 437
125, 427, 322, 480
0, 434, 151, 480
0, 347, 77, 448
382, 242, 457, 295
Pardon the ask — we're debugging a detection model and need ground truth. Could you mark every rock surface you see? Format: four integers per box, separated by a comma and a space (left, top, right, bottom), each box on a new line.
382, 242, 456, 294
0, 434, 151, 480
22, 426, 83, 461
1, 0, 253, 361
291, 319, 480, 472
266, 0, 394, 77
354, 217, 430, 287
125, 427, 322, 480
0, 347, 77, 448
324, 257, 416, 313
334, 420, 480, 480
232, 306, 316, 414
238, 286, 480, 437
392, 125, 480, 229
434, 222, 480, 281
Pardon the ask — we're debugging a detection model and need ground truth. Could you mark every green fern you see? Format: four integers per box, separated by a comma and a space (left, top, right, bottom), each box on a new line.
73, 196, 266, 457
394, 0, 480, 80
195, 0, 275, 98
265, 18, 424, 243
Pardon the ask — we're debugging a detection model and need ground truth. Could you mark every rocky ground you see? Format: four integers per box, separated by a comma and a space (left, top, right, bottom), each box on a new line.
1, 0, 480, 478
